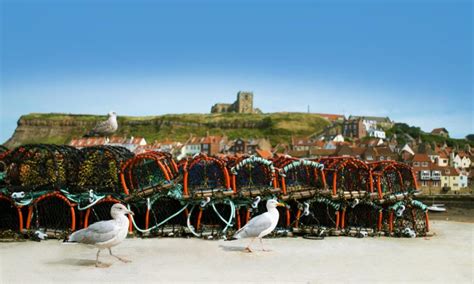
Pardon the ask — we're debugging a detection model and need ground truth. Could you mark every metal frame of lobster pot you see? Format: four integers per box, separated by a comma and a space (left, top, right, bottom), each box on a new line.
83, 196, 133, 233
230, 155, 283, 230
185, 197, 235, 238
0, 194, 23, 232
179, 154, 235, 238
369, 161, 419, 201
132, 195, 188, 237
320, 157, 374, 200
121, 151, 184, 236
277, 157, 326, 199
26, 191, 76, 238
181, 154, 232, 198
120, 151, 174, 196
340, 200, 383, 236
388, 200, 430, 237
292, 197, 342, 236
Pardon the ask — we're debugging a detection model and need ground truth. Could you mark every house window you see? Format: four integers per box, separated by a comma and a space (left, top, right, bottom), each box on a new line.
421, 162, 428, 167
413, 162, 420, 167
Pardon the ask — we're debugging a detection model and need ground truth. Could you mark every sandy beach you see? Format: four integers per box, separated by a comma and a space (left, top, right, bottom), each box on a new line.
0, 220, 472, 283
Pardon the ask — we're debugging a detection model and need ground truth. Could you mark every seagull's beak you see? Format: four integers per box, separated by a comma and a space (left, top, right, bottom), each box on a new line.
277, 202, 285, 207
127, 210, 135, 216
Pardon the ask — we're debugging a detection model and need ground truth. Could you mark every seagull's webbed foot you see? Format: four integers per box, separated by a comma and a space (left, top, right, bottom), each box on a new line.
115, 256, 132, 263
244, 247, 253, 253
109, 248, 132, 263
95, 261, 111, 268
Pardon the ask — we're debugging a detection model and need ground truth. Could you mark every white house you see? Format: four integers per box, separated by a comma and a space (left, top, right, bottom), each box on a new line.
367, 129, 386, 139
177, 137, 202, 160
333, 134, 345, 143
435, 151, 449, 167
451, 153, 472, 169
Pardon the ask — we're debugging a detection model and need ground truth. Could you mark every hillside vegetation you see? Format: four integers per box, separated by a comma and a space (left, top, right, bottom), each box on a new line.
4, 112, 331, 148
386, 123, 473, 148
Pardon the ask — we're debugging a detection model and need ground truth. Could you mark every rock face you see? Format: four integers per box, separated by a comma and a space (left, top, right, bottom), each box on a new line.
4, 112, 331, 148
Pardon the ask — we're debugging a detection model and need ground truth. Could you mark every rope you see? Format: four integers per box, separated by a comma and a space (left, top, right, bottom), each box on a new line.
211, 200, 235, 233
186, 205, 200, 237
127, 203, 189, 233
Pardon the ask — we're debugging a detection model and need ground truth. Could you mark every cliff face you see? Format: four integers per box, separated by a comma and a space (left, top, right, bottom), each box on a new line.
4, 112, 331, 148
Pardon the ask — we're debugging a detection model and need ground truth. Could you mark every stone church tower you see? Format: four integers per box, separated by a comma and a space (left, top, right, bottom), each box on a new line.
211, 91, 261, 114
236, 91, 254, 113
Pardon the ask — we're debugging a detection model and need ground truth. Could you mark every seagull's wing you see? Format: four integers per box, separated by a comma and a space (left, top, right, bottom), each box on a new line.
68, 220, 120, 245
233, 213, 273, 239
91, 120, 113, 134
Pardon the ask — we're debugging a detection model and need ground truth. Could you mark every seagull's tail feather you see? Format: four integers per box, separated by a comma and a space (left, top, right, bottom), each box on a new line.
231, 227, 247, 240
225, 236, 238, 241
63, 228, 84, 244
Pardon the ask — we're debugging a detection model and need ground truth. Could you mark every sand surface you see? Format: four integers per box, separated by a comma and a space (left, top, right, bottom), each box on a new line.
0, 220, 472, 283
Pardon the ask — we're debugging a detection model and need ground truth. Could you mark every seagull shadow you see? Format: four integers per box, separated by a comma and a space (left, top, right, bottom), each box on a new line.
219, 244, 246, 252
46, 258, 102, 267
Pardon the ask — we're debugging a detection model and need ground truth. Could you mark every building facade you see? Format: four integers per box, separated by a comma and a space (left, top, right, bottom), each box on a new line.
211, 91, 261, 114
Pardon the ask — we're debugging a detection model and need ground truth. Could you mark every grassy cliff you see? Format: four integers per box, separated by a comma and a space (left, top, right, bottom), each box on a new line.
4, 112, 331, 148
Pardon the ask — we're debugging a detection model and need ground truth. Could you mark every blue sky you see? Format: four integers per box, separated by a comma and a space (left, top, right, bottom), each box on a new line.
1, 0, 472, 143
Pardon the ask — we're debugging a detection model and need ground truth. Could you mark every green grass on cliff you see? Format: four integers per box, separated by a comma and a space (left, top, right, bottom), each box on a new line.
11, 112, 330, 147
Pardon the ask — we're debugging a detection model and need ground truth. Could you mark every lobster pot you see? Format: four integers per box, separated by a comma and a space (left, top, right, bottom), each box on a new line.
183, 155, 230, 195
369, 161, 419, 199
121, 153, 172, 195
27, 193, 76, 236
78, 146, 134, 194
143, 197, 187, 236
295, 199, 340, 234
0, 196, 22, 231
280, 163, 325, 195
231, 156, 277, 195
152, 152, 178, 178
4, 144, 82, 192
390, 204, 429, 237
343, 203, 381, 231
321, 158, 371, 195
188, 201, 234, 238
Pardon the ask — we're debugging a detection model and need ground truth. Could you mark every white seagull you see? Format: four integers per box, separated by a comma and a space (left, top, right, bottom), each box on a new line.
232, 199, 285, 252
66, 203, 134, 267
86, 111, 118, 137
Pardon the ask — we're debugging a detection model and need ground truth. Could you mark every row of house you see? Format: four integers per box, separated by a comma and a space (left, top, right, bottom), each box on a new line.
69, 135, 273, 160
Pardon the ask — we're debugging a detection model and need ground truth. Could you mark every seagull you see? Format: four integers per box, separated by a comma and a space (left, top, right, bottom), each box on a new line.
65, 203, 134, 267
85, 111, 118, 137
232, 199, 285, 252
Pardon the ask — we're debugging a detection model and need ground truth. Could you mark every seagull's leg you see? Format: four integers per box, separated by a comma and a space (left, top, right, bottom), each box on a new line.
259, 238, 270, 252
95, 249, 110, 268
244, 238, 255, 253
109, 248, 131, 263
